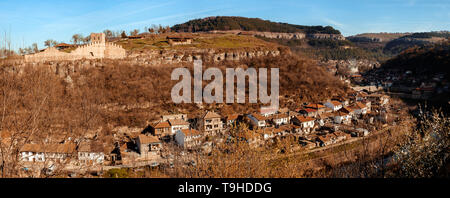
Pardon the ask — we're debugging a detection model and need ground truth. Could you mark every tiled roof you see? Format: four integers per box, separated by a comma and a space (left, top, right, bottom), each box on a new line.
305, 103, 325, 109
168, 119, 190, 126
295, 115, 315, 122
138, 134, 160, 144
250, 113, 267, 121
180, 129, 202, 137
154, 121, 170, 128
203, 111, 221, 119
20, 143, 76, 153
78, 141, 104, 153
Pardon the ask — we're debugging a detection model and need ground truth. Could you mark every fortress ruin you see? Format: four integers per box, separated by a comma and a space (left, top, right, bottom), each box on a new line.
25, 33, 126, 62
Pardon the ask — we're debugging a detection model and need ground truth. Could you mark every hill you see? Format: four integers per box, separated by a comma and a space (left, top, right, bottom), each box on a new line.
347, 31, 449, 57
171, 16, 341, 34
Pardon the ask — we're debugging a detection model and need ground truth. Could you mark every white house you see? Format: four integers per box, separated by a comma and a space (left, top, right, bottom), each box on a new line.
291, 115, 316, 134
271, 114, 289, 126
334, 111, 351, 124
20, 143, 76, 163
324, 101, 343, 112
247, 113, 267, 128
168, 119, 190, 135
77, 141, 105, 165
260, 106, 278, 117
175, 129, 203, 149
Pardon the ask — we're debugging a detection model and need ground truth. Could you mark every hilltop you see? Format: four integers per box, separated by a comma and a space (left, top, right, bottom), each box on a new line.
171, 16, 341, 34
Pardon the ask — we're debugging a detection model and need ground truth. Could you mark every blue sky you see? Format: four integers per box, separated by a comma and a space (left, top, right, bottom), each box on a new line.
1, 0, 449, 50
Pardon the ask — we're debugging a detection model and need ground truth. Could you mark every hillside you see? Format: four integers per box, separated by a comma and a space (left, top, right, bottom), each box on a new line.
347, 31, 449, 57
171, 16, 341, 34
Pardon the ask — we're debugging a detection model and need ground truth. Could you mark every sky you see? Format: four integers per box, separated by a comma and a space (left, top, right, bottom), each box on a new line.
0, 0, 449, 50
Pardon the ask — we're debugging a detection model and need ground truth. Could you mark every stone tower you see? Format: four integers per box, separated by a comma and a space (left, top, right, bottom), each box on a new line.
90, 33, 106, 44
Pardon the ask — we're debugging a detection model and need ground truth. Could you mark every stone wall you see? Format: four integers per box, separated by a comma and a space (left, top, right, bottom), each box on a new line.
24, 42, 126, 62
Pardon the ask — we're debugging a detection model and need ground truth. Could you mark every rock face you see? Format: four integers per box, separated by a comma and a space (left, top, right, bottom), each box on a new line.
320, 59, 380, 75
1, 47, 283, 79
124, 48, 282, 65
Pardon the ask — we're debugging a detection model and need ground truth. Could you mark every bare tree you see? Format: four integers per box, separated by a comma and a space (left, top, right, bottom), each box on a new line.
71, 34, 83, 45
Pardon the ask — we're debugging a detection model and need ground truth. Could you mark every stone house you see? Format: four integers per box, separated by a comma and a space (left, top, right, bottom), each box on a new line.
77, 141, 105, 165
136, 135, 162, 157
175, 129, 202, 149
168, 119, 190, 135
198, 111, 223, 135
147, 121, 171, 139
334, 111, 351, 124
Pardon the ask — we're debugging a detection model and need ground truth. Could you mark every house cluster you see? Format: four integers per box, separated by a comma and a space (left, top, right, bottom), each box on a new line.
361, 68, 449, 100
18, 90, 391, 171
134, 90, 391, 156
19, 141, 110, 166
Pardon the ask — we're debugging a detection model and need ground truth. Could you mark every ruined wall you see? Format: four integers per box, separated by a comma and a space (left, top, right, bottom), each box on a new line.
24, 42, 126, 62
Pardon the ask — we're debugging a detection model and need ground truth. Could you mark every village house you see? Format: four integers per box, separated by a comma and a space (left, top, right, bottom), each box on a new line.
260, 106, 278, 117
316, 131, 351, 147
247, 113, 268, 128
340, 106, 356, 118
332, 96, 349, 106
270, 114, 290, 126
147, 121, 172, 139
198, 111, 223, 135
297, 108, 318, 117
316, 112, 334, 126
256, 127, 277, 140
136, 134, 162, 157
175, 129, 203, 149
305, 103, 327, 115
355, 91, 368, 101
291, 115, 316, 134
334, 111, 351, 124
226, 114, 240, 126
352, 102, 368, 115
77, 141, 105, 165
324, 100, 343, 111
20, 143, 76, 163
168, 119, 190, 135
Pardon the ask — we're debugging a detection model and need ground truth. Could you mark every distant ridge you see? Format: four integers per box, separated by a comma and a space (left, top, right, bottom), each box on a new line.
171, 16, 341, 34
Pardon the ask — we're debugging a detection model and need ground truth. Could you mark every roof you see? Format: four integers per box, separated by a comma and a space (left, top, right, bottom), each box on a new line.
78, 141, 104, 153
168, 119, 190, 126
203, 111, 221, 119
138, 134, 161, 144
305, 103, 325, 109
341, 107, 355, 113
180, 129, 202, 137
154, 121, 170, 128
329, 101, 342, 106
20, 143, 76, 153
55, 43, 72, 47
334, 111, 349, 117
250, 113, 267, 121
317, 112, 334, 119
304, 108, 318, 113
355, 102, 366, 109
271, 114, 289, 119
226, 114, 240, 121
295, 115, 315, 123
